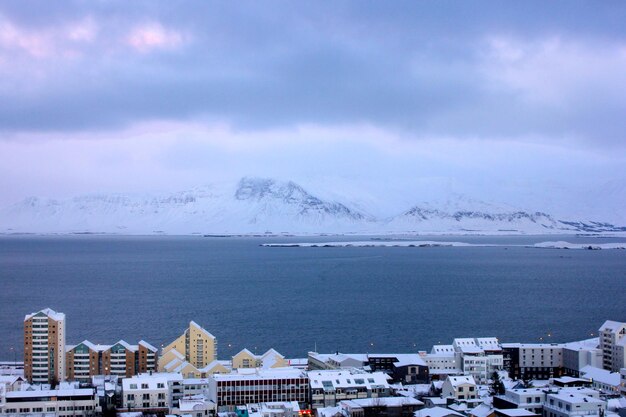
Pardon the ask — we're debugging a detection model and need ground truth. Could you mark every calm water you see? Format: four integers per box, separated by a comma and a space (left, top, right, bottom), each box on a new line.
1, 235, 625, 361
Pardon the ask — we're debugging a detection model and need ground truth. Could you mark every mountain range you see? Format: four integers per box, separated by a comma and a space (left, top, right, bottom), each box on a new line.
1, 177, 624, 235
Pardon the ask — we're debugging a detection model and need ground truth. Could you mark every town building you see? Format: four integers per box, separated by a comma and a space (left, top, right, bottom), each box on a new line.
24, 308, 66, 384
209, 368, 309, 411
308, 369, 392, 409
493, 387, 547, 415
308, 352, 428, 384
160, 321, 218, 369
317, 397, 423, 417
66, 339, 158, 381
441, 375, 477, 402
121, 372, 183, 413
561, 339, 602, 377
422, 338, 502, 383
542, 392, 606, 417
236, 401, 302, 417
598, 320, 626, 373
160, 348, 229, 378
159, 321, 219, 374
1, 387, 99, 417
578, 366, 621, 395
232, 349, 288, 370
421, 346, 461, 380
502, 344, 563, 380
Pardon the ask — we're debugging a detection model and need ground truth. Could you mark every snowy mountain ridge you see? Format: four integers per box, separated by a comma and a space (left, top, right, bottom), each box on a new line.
1, 177, 624, 235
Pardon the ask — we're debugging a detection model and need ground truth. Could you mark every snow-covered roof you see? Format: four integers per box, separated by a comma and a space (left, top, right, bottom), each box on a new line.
190, 321, 215, 339
495, 409, 539, 417
342, 397, 423, 408
123, 373, 183, 390
415, 406, 464, 417
431, 345, 456, 355
561, 338, 599, 351
308, 370, 390, 390
139, 340, 158, 352
553, 376, 590, 385
469, 403, 494, 417
579, 366, 620, 387
476, 338, 501, 351
547, 392, 605, 405
24, 308, 65, 322
446, 375, 476, 387
599, 320, 626, 332
212, 368, 305, 382
373, 354, 427, 367
7, 388, 94, 399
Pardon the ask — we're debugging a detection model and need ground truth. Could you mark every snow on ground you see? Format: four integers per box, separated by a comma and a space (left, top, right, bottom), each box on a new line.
534, 241, 626, 250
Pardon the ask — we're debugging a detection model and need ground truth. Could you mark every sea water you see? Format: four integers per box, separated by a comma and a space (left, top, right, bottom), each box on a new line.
0, 234, 624, 359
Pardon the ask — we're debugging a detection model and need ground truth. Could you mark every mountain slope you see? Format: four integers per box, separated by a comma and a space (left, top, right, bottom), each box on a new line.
0, 177, 623, 234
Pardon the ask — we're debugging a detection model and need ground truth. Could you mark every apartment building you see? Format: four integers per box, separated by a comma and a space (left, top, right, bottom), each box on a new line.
561, 339, 602, 377
232, 349, 288, 370
24, 308, 66, 384
493, 388, 547, 415
209, 368, 309, 411
1, 388, 99, 417
308, 369, 391, 409
598, 320, 626, 372
542, 392, 605, 417
502, 343, 563, 380
159, 321, 218, 372
66, 339, 158, 381
421, 338, 502, 383
308, 352, 428, 384
122, 372, 184, 413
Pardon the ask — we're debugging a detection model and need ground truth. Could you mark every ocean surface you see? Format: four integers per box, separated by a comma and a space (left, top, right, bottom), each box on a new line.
1, 234, 625, 361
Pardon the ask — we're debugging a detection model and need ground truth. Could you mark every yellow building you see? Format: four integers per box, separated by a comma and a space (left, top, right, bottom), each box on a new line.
231, 348, 288, 369
158, 321, 225, 377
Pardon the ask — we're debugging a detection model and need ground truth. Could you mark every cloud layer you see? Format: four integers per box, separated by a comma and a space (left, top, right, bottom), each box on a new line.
0, 1, 624, 217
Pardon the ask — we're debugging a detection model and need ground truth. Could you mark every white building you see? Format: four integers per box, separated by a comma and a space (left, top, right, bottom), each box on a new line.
562, 339, 602, 377
423, 338, 503, 383
308, 369, 391, 409
1, 388, 99, 417
598, 321, 626, 373
441, 375, 477, 402
542, 392, 605, 417
122, 372, 183, 413
421, 346, 460, 379
579, 366, 620, 395
243, 401, 301, 417
210, 368, 309, 411
171, 394, 216, 417
493, 387, 547, 415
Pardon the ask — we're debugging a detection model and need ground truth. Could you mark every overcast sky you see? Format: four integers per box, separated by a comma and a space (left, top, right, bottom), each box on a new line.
1, 1, 625, 218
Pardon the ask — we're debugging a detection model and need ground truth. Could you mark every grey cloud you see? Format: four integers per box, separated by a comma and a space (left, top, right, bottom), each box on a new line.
0, 1, 625, 147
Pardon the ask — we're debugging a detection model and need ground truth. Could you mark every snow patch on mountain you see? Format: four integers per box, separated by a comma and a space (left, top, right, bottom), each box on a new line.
0, 177, 623, 235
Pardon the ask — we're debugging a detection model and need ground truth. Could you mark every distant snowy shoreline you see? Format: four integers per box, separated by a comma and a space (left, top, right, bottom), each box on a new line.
262, 240, 626, 249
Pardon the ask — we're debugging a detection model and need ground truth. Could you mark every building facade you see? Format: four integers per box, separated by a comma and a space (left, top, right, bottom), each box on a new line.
1, 388, 99, 417
66, 340, 158, 381
209, 369, 309, 411
24, 308, 66, 384
598, 320, 626, 372
159, 321, 218, 372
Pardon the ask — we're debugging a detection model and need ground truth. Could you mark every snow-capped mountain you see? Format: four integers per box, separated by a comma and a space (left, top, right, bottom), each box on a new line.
0, 177, 623, 235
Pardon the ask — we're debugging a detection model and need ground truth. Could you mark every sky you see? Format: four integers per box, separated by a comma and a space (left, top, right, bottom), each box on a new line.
0, 1, 625, 220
